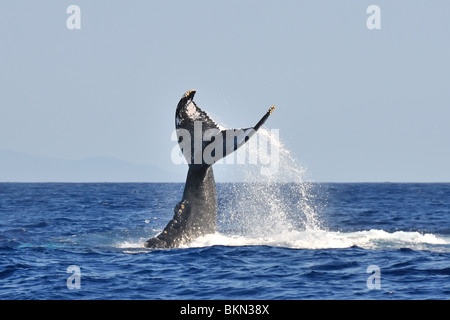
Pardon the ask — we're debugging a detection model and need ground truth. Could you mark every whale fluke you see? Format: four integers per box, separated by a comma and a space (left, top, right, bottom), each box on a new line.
144, 90, 275, 248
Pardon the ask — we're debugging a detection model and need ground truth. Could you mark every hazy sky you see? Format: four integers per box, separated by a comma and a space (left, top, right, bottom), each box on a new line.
1, 1, 449, 182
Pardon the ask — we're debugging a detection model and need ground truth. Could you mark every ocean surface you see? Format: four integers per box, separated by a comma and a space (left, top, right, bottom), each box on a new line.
0, 182, 449, 300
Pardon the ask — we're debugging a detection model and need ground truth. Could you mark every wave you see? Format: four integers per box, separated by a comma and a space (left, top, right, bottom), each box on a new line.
114, 229, 450, 253
183, 229, 450, 252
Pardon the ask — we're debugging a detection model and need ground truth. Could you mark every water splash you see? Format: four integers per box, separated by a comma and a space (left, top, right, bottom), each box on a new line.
218, 128, 324, 238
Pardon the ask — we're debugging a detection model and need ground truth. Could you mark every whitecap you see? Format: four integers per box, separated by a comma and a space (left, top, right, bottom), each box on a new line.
184, 230, 450, 252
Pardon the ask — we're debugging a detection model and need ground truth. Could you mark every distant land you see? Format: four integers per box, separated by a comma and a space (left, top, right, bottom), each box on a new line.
0, 149, 184, 182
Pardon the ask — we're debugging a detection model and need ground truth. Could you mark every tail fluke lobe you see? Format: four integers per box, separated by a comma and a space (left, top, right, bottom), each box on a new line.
175, 90, 276, 166
218, 105, 276, 161
254, 105, 276, 132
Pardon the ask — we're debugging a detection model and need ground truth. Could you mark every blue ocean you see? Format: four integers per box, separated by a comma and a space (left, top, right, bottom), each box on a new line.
1, 182, 449, 300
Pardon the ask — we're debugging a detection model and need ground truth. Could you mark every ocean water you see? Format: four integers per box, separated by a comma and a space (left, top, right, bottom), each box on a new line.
0, 182, 449, 300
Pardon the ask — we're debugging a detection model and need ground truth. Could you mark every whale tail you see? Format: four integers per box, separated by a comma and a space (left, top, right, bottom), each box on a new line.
175, 90, 275, 166
144, 90, 275, 249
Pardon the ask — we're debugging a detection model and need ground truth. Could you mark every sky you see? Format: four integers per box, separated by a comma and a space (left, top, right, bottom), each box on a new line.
0, 1, 449, 182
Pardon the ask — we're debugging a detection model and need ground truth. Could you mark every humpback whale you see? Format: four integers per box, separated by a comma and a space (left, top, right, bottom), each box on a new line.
144, 90, 275, 248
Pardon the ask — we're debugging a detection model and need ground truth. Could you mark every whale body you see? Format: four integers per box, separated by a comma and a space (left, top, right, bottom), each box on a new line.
144, 90, 275, 248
